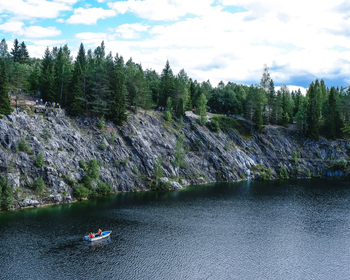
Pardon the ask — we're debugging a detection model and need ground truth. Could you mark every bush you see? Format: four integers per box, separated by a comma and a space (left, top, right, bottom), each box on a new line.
97, 116, 105, 129
207, 119, 220, 132
79, 160, 88, 171
62, 174, 75, 186
97, 181, 113, 195
98, 138, 106, 150
3, 186, 14, 210
35, 153, 43, 167
33, 177, 46, 192
165, 111, 172, 122
42, 128, 52, 140
17, 137, 33, 154
87, 159, 100, 180
74, 184, 89, 199
278, 167, 289, 179
81, 174, 92, 189
332, 159, 347, 170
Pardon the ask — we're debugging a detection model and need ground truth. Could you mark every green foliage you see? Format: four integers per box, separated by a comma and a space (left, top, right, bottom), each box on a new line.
61, 174, 75, 186
0, 60, 12, 116
131, 165, 138, 174
42, 128, 52, 140
153, 155, 163, 187
174, 134, 185, 172
278, 167, 289, 179
292, 151, 300, 164
79, 159, 88, 171
32, 177, 46, 192
74, 184, 89, 199
149, 180, 170, 191
35, 152, 43, 167
96, 181, 113, 195
165, 110, 172, 121
87, 159, 100, 180
81, 174, 92, 189
97, 115, 105, 129
196, 93, 207, 126
207, 118, 220, 132
3, 185, 14, 210
17, 137, 33, 154
113, 160, 120, 167
330, 159, 347, 171
98, 138, 106, 150
213, 115, 250, 138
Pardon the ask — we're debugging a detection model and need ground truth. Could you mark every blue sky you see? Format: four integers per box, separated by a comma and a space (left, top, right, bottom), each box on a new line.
1, 0, 350, 91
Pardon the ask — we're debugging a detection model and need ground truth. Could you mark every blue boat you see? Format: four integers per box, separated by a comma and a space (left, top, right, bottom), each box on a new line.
83, 231, 112, 242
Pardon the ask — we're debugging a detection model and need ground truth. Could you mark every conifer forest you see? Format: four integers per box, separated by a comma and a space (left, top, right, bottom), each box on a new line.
0, 38, 349, 140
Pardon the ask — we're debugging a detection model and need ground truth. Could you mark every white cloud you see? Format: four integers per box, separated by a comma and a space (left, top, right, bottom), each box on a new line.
108, 0, 215, 21
25, 26, 61, 38
67, 7, 117, 24
115, 23, 149, 39
0, 0, 72, 19
0, 21, 61, 38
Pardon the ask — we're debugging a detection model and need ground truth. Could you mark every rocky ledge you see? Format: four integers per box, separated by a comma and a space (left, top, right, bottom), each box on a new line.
0, 108, 348, 210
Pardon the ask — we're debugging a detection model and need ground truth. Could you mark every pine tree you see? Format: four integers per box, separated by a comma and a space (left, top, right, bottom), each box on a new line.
0, 60, 12, 115
260, 64, 272, 92
109, 55, 127, 126
196, 92, 207, 125
10, 39, 20, 63
19, 41, 29, 64
0, 39, 8, 58
173, 134, 185, 180
324, 87, 342, 139
29, 63, 40, 93
280, 85, 294, 127
68, 60, 83, 116
159, 60, 174, 107
267, 79, 275, 122
39, 47, 55, 102
306, 82, 320, 140
53, 45, 72, 105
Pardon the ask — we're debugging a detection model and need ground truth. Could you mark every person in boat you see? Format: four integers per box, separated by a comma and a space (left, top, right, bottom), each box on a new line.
88, 232, 95, 238
97, 229, 102, 236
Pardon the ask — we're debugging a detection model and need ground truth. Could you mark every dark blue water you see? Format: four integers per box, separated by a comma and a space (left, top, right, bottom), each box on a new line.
1, 179, 350, 280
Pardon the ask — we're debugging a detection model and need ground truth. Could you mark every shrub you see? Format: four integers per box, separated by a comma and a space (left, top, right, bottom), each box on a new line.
97, 181, 113, 195
165, 111, 172, 122
17, 137, 33, 154
81, 174, 92, 189
98, 138, 106, 150
332, 159, 347, 170
74, 184, 89, 199
42, 128, 52, 140
87, 159, 100, 180
35, 153, 43, 167
97, 116, 105, 129
62, 174, 75, 186
3, 186, 14, 210
278, 167, 289, 179
207, 119, 220, 132
79, 160, 88, 171
113, 160, 120, 167
33, 177, 46, 192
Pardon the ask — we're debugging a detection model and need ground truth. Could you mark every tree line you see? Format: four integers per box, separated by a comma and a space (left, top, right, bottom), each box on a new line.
0, 39, 349, 140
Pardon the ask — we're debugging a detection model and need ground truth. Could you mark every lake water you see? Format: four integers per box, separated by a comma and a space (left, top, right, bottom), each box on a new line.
1, 179, 350, 280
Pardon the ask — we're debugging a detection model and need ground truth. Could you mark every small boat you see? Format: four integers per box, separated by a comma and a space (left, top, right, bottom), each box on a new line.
83, 230, 112, 242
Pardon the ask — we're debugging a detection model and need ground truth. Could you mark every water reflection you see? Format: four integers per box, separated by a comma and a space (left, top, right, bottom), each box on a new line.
1, 179, 350, 279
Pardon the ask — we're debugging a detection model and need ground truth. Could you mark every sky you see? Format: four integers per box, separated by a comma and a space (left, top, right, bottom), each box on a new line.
1, 0, 350, 91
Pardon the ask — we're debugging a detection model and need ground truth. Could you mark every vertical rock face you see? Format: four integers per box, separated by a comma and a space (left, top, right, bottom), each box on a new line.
0, 109, 348, 210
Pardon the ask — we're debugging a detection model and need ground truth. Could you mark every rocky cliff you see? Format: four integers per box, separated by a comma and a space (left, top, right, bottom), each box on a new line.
0, 108, 349, 210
